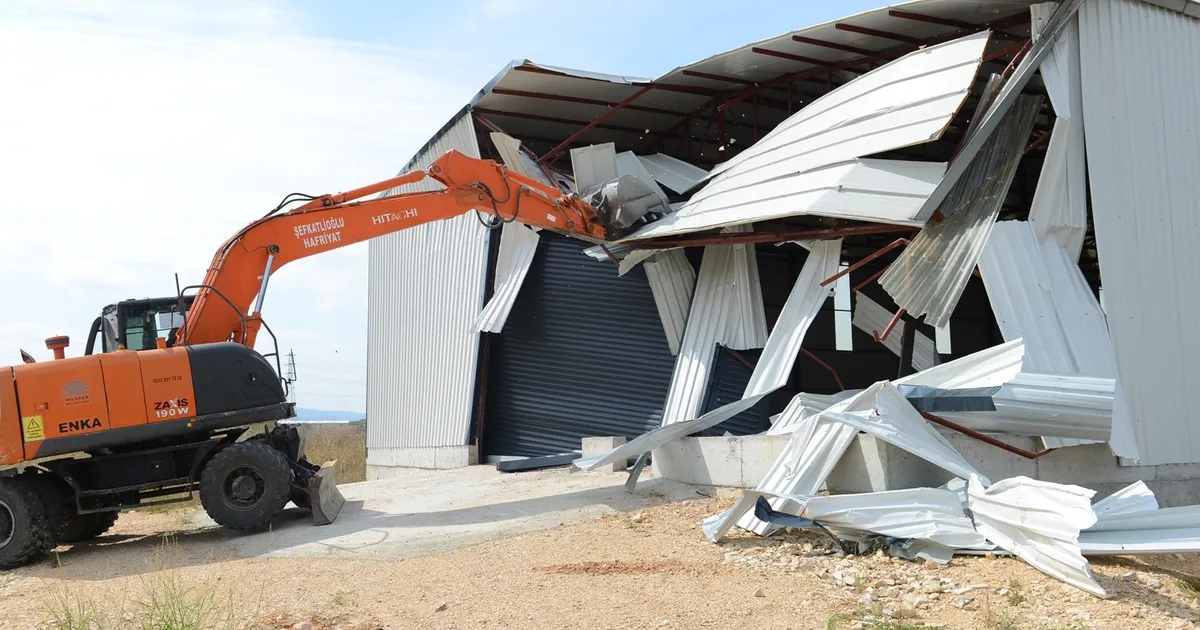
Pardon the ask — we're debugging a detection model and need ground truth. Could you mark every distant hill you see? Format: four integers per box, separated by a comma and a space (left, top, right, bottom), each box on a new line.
292, 407, 364, 423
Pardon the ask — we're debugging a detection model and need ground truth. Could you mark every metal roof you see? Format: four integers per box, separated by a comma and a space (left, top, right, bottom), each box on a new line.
405, 0, 1053, 173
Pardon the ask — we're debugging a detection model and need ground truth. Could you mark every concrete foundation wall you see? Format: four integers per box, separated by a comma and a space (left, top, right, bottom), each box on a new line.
651, 431, 1200, 508
652, 435, 789, 487
366, 445, 479, 478
825, 433, 1200, 507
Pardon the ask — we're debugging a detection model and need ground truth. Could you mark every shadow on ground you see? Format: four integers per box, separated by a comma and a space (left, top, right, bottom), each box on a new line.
22, 473, 696, 581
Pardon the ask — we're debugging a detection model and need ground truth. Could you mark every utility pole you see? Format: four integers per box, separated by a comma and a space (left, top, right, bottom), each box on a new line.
285, 350, 298, 404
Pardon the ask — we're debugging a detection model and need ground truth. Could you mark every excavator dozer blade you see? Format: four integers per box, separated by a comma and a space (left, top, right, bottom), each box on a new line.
308, 460, 345, 526
583, 175, 671, 238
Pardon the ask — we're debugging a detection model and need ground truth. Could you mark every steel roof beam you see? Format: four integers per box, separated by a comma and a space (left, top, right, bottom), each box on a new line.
888, 10, 1030, 41
716, 10, 1032, 112
489, 88, 687, 118
834, 23, 923, 44
792, 35, 876, 56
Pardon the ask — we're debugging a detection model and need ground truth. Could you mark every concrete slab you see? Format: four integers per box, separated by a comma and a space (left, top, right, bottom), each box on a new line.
582, 437, 628, 472
188, 465, 696, 561
653, 435, 788, 487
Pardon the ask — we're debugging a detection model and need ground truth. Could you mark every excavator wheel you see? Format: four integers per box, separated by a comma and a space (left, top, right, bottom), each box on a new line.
19, 471, 119, 544
59, 512, 119, 543
0, 476, 51, 569
18, 471, 73, 543
199, 441, 293, 532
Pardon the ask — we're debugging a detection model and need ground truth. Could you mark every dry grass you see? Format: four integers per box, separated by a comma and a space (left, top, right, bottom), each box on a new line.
39, 539, 264, 629
301, 423, 366, 483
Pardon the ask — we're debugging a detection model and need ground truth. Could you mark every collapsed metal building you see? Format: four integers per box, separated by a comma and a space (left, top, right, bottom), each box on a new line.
363, 0, 1200, 488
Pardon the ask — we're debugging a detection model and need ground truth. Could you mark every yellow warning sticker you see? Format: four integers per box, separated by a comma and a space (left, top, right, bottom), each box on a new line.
22, 416, 44, 442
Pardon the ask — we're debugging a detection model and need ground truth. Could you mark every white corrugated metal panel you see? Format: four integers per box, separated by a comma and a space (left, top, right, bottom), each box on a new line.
895, 338, 1025, 389
704, 31, 988, 184
625, 159, 946, 241
615, 152, 669, 205
1079, 528, 1200, 555
366, 113, 489, 451
1080, 503, 1200, 554
723, 226, 769, 351
488, 132, 554, 188
967, 475, 1105, 596
1028, 3, 1088, 260
978, 221, 1078, 373
852, 292, 938, 372
880, 92, 1043, 328
802, 488, 992, 550
637, 153, 708, 194
569, 143, 617, 193
939, 372, 1114, 440
732, 381, 989, 537
744, 239, 842, 397
622, 32, 992, 241
1079, 0, 1200, 465
474, 223, 540, 333
728, 386, 876, 537
659, 245, 739, 426
644, 249, 696, 356
825, 382, 986, 484
977, 221, 1126, 449
1091, 480, 1158, 517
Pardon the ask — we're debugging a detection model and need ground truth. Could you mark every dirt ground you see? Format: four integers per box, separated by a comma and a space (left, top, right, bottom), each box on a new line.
3, 487, 1198, 630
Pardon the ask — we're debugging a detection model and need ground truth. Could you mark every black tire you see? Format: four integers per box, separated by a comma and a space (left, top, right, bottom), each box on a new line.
0, 476, 51, 569
18, 472, 72, 543
199, 442, 293, 532
59, 511, 119, 543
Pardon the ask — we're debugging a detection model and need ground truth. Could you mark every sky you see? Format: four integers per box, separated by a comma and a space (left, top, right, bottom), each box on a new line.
0, 0, 880, 413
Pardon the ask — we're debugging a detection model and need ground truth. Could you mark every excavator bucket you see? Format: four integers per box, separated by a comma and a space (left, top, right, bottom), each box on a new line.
306, 460, 345, 526
582, 175, 670, 238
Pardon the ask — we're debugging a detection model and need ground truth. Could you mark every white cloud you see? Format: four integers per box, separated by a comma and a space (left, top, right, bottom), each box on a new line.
0, 2, 481, 412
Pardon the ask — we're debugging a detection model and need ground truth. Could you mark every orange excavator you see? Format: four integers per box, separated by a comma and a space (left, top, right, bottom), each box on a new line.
0, 150, 659, 568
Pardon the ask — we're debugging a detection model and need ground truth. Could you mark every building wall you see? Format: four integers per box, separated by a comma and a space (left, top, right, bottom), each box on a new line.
365, 113, 489, 475
1079, 0, 1200, 465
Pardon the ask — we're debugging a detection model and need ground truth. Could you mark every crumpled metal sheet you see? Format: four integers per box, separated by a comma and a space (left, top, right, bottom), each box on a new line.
622, 32, 993, 241
712, 380, 990, 540
852, 292, 937, 373
474, 222, 540, 333
722, 225, 769, 351
1091, 481, 1159, 518
967, 474, 1105, 597
879, 90, 1043, 329
1079, 501, 1200, 556
659, 245, 740, 427
643, 249, 696, 356
895, 338, 1024, 390
1028, 2, 1088, 260
936, 372, 1116, 440
822, 382, 988, 485
636, 153, 708, 194
743, 238, 842, 397
801, 487, 992, 551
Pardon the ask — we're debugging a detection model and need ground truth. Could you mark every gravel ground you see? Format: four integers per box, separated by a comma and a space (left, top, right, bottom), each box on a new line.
2, 488, 1197, 630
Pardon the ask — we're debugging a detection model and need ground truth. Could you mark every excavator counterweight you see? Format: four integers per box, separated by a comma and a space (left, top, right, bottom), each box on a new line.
0, 150, 659, 569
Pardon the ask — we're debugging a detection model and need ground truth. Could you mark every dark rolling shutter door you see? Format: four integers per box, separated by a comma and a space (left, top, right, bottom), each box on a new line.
698, 347, 772, 436
483, 232, 680, 457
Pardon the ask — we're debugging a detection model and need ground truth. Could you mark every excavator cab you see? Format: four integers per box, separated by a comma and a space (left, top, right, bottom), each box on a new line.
85, 296, 195, 355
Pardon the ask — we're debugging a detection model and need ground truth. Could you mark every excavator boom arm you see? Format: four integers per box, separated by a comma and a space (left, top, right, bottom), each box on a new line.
180, 150, 612, 347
